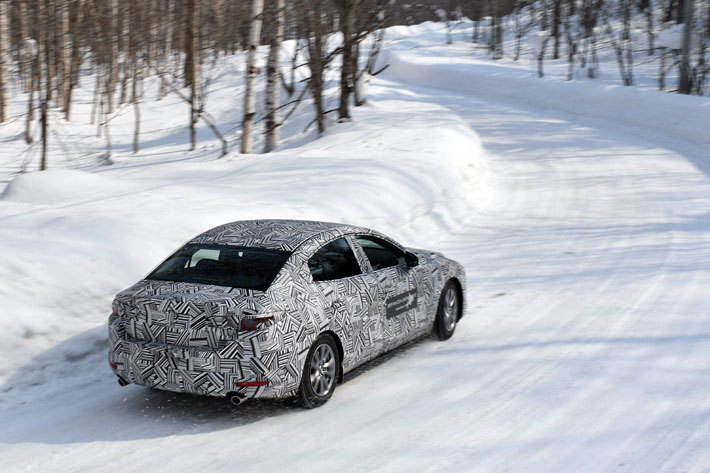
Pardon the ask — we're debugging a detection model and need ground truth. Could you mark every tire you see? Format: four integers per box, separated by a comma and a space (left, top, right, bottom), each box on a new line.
432, 280, 460, 341
296, 334, 340, 408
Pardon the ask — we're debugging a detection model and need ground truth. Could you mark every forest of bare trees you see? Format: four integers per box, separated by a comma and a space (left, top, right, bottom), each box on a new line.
0, 0, 707, 171
451, 0, 709, 92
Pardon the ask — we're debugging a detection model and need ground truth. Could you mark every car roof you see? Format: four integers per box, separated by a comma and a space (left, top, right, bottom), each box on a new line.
188, 219, 371, 252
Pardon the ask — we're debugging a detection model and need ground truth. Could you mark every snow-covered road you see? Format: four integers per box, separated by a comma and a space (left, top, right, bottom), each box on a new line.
2, 30, 710, 473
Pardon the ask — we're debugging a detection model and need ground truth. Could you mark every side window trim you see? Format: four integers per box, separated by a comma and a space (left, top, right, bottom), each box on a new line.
345, 234, 373, 273
307, 236, 363, 283
352, 234, 406, 272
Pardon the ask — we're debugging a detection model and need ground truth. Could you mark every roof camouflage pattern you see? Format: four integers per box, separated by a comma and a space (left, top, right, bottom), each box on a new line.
188, 219, 370, 251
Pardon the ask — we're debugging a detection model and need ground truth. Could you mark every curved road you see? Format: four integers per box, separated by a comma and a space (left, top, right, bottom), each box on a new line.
2, 46, 710, 473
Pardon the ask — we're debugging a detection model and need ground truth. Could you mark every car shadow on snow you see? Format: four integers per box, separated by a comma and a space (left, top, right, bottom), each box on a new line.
0, 326, 427, 444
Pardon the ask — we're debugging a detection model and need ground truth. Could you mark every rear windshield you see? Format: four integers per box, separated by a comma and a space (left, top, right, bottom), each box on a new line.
146, 244, 290, 291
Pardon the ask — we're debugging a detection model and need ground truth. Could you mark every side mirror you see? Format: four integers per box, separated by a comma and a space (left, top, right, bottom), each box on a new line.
405, 251, 419, 268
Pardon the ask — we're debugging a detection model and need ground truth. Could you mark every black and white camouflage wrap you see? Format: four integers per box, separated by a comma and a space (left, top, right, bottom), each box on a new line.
108, 220, 466, 399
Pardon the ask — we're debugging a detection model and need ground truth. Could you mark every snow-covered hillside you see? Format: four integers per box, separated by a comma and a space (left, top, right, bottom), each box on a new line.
1, 22, 710, 473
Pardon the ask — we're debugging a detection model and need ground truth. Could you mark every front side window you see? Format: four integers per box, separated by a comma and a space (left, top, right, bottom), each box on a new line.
147, 244, 290, 291
308, 238, 362, 282
354, 235, 406, 271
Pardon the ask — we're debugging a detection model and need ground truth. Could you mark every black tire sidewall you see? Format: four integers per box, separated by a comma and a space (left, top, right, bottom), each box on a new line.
434, 281, 459, 341
297, 334, 339, 408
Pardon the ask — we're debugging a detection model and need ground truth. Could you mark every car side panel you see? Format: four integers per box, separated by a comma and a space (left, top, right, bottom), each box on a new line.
407, 249, 467, 326
108, 227, 467, 400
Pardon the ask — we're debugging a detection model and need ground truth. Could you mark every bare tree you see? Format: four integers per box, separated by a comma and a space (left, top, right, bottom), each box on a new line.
187, 0, 200, 150
65, 2, 84, 121
335, 0, 361, 121
296, 0, 335, 134
38, 0, 48, 170
25, 38, 37, 143
536, 32, 551, 78
265, 0, 286, 153
641, 0, 655, 55
241, 0, 264, 154
679, 0, 696, 93
605, 0, 635, 86
552, 0, 561, 59
352, 0, 391, 106
59, 0, 70, 111
18, 0, 30, 91
158, 0, 175, 100
0, 0, 8, 123
580, 0, 602, 78
108, 0, 119, 114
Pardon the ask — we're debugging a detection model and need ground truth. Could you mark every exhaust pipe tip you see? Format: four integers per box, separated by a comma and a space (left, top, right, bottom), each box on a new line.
117, 377, 129, 387
227, 392, 248, 406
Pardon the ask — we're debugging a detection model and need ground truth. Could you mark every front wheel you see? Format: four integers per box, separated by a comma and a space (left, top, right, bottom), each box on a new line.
296, 334, 339, 408
432, 281, 460, 341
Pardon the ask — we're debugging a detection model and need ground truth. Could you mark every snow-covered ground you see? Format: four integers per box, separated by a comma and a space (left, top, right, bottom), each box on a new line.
1, 22, 710, 472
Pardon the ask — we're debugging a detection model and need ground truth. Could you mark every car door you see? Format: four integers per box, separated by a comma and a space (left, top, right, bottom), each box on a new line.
351, 235, 420, 350
305, 237, 382, 371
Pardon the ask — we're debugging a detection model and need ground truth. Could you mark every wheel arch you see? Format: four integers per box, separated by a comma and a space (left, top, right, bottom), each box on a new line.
320, 330, 345, 383
448, 277, 465, 321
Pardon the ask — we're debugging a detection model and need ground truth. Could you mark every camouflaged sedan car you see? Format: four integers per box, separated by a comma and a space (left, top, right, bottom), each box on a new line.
109, 220, 465, 408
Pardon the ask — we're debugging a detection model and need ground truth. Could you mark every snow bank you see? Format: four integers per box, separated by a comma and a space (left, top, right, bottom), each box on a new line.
0, 95, 490, 391
1, 169, 127, 203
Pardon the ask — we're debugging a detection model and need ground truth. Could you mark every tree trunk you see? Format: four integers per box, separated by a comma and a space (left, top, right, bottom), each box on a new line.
60, 0, 71, 112
588, 33, 599, 78
186, 0, 199, 150
108, 0, 118, 114
495, 15, 503, 59
678, 0, 695, 93
446, 0, 454, 44
65, 2, 83, 121
132, 58, 140, 153
553, 0, 561, 59
622, 0, 634, 86
90, 72, 100, 124
41, 100, 48, 170
488, 13, 495, 54
241, 0, 264, 154
159, 0, 174, 100
119, 3, 129, 105
306, 5, 327, 135
646, 0, 655, 55
39, 0, 48, 169
338, 0, 356, 120
18, 0, 30, 92
0, 0, 9, 123
26, 65, 34, 143
659, 48, 666, 90
538, 37, 550, 78
265, 0, 285, 153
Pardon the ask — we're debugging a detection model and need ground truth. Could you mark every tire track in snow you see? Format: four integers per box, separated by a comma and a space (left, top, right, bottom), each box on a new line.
375, 68, 710, 471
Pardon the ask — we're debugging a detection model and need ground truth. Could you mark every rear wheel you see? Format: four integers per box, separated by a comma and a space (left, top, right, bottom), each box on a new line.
297, 334, 339, 408
433, 280, 460, 340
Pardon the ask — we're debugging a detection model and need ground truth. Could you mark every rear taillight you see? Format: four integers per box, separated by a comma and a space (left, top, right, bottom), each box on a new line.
236, 381, 268, 387
111, 300, 119, 317
240, 317, 273, 331
109, 361, 118, 369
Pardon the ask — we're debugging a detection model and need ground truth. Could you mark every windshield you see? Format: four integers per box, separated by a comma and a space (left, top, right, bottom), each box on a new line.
146, 244, 290, 291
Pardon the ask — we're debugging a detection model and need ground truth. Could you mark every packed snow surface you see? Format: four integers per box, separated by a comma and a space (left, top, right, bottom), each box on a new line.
1, 22, 710, 473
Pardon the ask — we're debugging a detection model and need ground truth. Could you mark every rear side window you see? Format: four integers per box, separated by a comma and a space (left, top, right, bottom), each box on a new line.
146, 244, 290, 291
354, 235, 406, 271
308, 238, 362, 281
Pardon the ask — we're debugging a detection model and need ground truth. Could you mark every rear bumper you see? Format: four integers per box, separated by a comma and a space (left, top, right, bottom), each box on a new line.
108, 335, 299, 399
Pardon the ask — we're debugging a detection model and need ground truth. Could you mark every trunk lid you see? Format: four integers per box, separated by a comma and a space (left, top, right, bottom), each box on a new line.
114, 280, 270, 350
